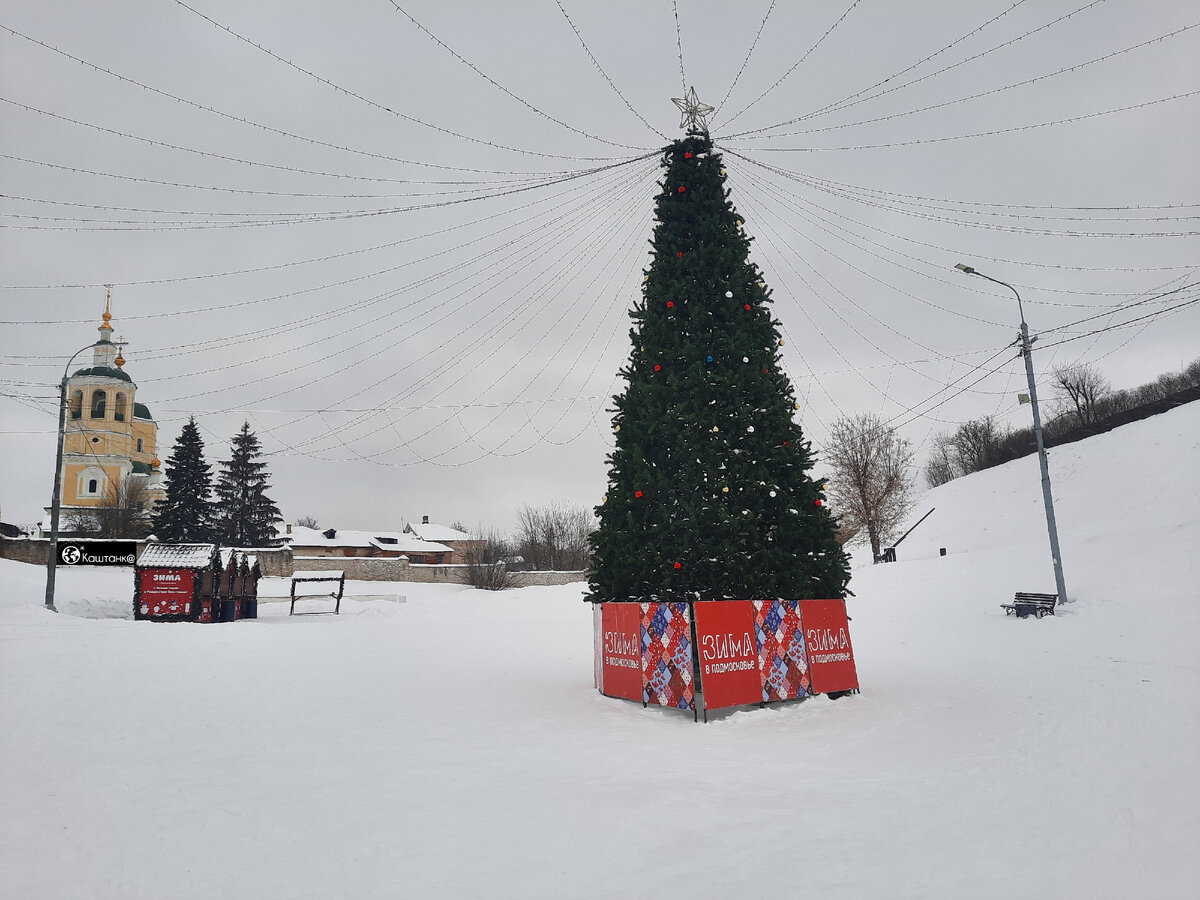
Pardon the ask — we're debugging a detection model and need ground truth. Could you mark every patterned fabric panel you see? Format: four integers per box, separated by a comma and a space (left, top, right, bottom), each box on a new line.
753, 599, 812, 702
640, 602, 695, 710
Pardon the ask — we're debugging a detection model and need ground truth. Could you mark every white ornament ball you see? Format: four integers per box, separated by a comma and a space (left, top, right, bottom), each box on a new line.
725, 291, 733, 298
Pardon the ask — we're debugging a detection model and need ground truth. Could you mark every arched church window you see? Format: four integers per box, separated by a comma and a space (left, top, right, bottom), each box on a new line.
114, 393, 127, 422
77, 466, 107, 499
90, 390, 106, 419
69, 389, 83, 419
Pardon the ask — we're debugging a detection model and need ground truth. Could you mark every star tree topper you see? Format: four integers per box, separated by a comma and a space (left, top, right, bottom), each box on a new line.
671, 86, 714, 132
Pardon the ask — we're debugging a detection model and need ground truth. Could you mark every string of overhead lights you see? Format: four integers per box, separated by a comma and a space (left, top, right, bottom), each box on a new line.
723, 0, 1101, 138
715, 0, 864, 130
172, 0, 642, 160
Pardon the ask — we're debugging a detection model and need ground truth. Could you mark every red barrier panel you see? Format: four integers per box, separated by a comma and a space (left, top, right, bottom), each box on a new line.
694, 601, 760, 711
599, 603, 643, 702
593, 598, 853, 716
801, 598, 859, 694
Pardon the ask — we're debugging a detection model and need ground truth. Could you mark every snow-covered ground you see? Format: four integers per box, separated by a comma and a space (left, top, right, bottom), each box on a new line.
2, 403, 1198, 898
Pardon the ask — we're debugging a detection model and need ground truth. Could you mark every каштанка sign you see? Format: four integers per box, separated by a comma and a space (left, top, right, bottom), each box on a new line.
58, 541, 137, 566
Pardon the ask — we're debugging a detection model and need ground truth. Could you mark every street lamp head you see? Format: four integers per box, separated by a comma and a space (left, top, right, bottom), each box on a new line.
954, 263, 977, 275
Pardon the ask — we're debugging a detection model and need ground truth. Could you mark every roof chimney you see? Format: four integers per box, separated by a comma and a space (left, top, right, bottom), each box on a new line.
422, 515, 429, 525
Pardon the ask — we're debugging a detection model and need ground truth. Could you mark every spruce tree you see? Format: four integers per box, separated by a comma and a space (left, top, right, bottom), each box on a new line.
589, 131, 850, 603
213, 421, 282, 547
153, 416, 214, 542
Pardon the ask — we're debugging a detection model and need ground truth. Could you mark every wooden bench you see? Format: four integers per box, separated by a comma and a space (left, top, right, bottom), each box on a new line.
290, 571, 345, 615
1002, 591, 1057, 618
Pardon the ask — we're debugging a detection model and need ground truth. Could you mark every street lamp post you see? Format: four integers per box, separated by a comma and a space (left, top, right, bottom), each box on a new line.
955, 264, 1069, 604
44, 342, 102, 611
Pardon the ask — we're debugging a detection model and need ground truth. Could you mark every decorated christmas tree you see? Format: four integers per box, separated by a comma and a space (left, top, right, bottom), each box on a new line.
588, 128, 850, 604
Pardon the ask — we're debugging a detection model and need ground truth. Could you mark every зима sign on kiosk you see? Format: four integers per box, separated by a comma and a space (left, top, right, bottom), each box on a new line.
586, 100, 858, 720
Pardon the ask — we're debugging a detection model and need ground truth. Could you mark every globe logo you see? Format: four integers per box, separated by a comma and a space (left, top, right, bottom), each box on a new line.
61, 545, 82, 565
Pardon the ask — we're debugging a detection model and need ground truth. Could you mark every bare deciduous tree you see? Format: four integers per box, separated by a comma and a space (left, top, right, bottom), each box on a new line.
1052, 363, 1111, 426
924, 432, 959, 488
516, 501, 593, 571
68, 477, 154, 538
294, 515, 319, 529
951, 416, 1003, 475
824, 413, 916, 563
463, 528, 515, 591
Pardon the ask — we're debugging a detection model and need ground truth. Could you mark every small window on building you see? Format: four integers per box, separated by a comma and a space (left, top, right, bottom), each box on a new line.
69, 390, 83, 419
136, 438, 144, 452
90, 390, 106, 419
114, 393, 127, 422
88, 479, 98, 494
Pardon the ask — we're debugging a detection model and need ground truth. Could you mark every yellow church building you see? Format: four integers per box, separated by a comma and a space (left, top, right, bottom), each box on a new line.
55, 300, 165, 518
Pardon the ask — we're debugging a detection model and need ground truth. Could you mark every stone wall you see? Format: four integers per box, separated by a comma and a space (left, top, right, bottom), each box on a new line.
293, 555, 411, 581
0, 537, 49, 565
238, 547, 292, 577
1, 539, 585, 588
508, 570, 588, 587
292, 555, 585, 586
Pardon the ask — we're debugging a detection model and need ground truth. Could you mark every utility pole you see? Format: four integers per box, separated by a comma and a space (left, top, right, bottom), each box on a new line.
955, 264, 1069, 603
45, 341, 103, 610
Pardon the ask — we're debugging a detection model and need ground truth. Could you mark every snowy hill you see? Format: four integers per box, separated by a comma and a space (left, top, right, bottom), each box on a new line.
1, 403, 1198, 898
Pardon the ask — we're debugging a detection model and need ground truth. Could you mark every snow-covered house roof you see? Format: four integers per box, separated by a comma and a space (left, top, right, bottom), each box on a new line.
403, 522, 476, 543
138, 543, 218, 568
279, 525, 452, 555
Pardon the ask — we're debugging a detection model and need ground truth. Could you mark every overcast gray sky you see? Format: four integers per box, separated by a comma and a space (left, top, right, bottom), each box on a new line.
2, 1, 1197, 534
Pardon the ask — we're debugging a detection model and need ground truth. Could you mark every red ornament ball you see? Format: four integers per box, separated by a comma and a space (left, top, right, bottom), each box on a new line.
815, 499, 824, 507
678, 185, 686, 193
684, 151, 693, 159
635, 490, 644, 498
677, 251, 684, 258
654, 364, 662, 372
673, 562, 682, 570
666, 301, 674, 308
744, 304, 751, 311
